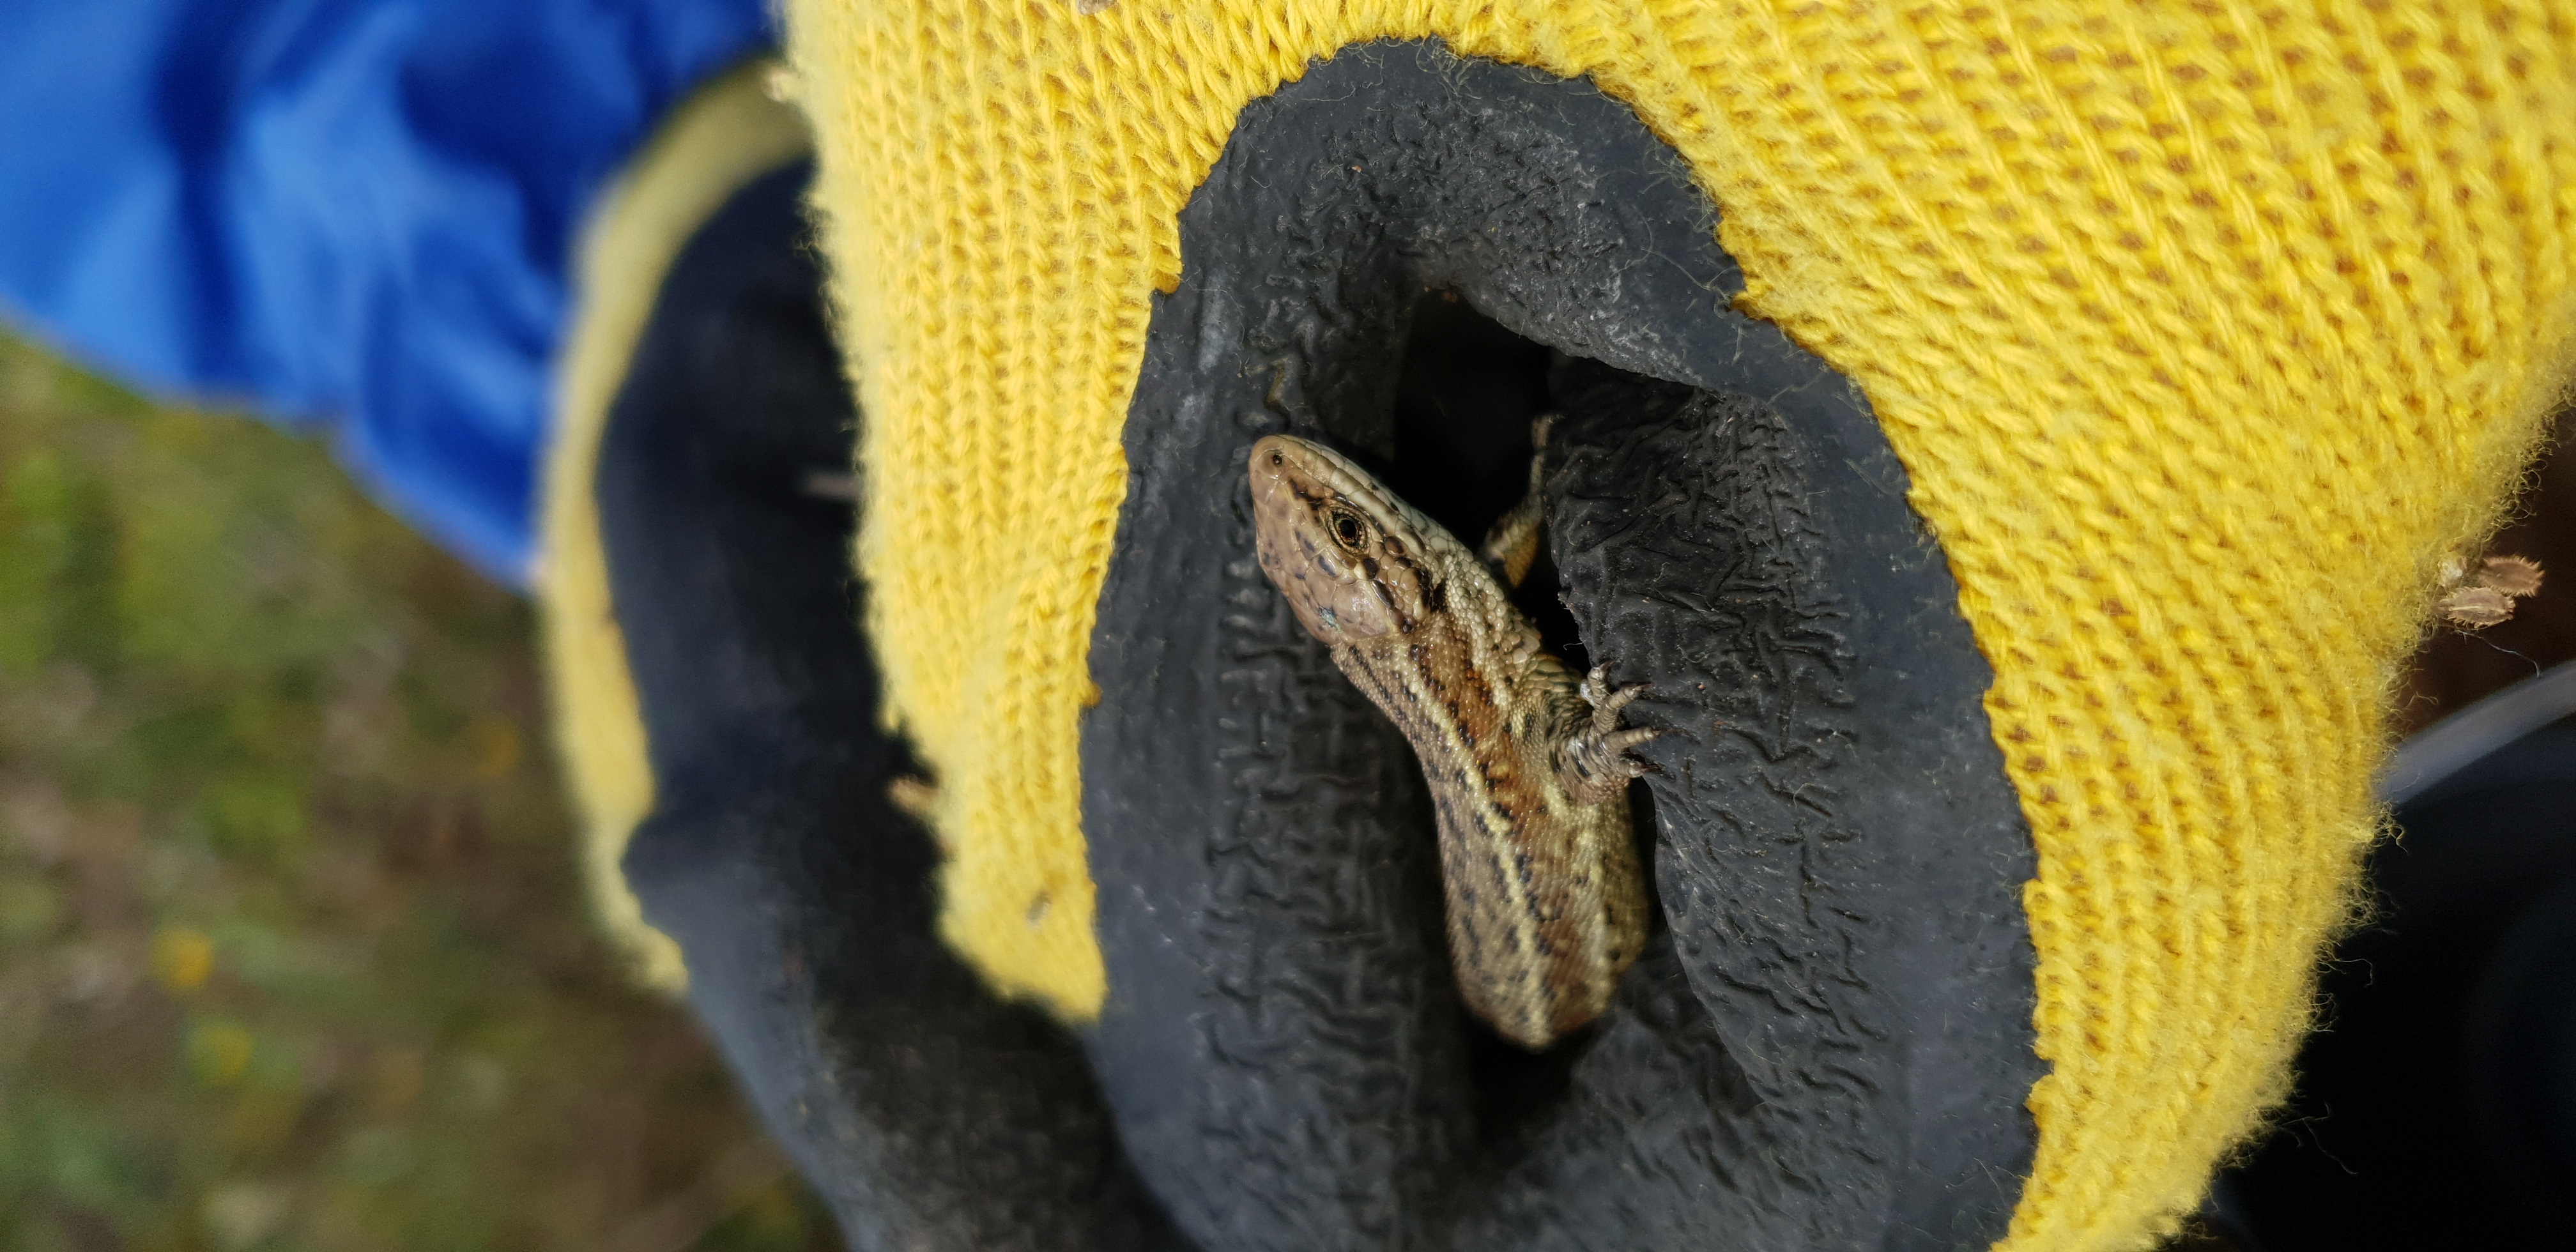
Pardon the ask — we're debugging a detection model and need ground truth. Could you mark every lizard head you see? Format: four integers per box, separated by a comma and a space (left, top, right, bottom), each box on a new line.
1248, 434, 1443, 644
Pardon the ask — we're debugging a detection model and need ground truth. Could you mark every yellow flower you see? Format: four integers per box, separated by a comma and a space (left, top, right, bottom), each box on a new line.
151, 927, 215, 992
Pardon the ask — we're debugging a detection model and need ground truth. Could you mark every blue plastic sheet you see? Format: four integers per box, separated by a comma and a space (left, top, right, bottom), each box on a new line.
0, 0, 773, 582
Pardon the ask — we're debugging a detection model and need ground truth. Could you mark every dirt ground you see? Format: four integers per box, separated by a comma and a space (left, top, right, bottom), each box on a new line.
0, 335, 836, 1252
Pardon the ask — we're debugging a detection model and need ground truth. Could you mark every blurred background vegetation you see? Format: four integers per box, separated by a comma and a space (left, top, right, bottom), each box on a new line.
0, 334, 838, 1252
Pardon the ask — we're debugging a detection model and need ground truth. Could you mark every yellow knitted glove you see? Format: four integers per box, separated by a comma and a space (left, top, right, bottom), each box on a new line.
782, 3, 2576, 1247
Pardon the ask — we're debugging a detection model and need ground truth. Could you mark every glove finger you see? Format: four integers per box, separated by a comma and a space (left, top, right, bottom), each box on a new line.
594, 162, 1192, 1252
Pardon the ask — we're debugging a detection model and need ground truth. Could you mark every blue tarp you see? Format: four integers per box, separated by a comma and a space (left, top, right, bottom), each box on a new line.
0, 1, 774, 583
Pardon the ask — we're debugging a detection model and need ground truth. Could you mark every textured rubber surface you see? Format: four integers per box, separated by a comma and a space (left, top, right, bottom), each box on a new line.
598, 165, 1188, 1252
1082, 43, 2041, 1251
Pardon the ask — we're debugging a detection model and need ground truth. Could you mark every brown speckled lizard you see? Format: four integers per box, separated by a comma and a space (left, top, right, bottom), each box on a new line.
1248, 427, 1656, 1049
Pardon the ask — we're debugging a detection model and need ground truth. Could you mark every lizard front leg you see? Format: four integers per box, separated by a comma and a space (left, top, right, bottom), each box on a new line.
1557, 666, 1660, 804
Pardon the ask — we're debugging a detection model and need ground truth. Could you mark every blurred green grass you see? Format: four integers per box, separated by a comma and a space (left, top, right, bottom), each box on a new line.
0, 336, 838, 1252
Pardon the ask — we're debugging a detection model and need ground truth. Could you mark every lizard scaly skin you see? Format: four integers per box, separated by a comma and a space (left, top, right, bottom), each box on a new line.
1248, 432, 1656, 1049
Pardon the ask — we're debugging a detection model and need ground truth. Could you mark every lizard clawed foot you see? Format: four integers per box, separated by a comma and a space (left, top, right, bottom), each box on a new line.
1579, 665, 1650, 735
1561, 665, 1662, 804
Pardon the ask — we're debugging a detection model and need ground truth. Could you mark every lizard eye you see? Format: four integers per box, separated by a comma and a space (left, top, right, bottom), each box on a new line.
1324, 506, 1370, 553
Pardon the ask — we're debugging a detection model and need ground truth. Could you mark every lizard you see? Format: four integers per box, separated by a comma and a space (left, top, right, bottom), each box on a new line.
1246, 426, 1657, 1049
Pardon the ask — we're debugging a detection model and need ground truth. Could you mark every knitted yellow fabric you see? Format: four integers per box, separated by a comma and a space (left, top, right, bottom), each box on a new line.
783, 3, 2576, 1248
540, 59, 809, 993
